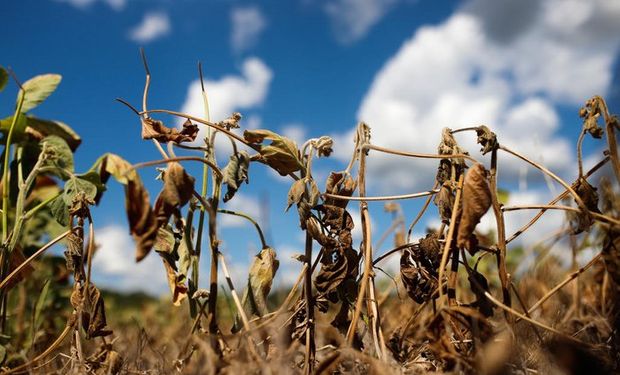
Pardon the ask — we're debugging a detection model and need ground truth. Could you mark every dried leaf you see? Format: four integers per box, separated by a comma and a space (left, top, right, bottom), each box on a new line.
311, 136, 334, 157
217, 112, 242, 129
244, 129, 303, 175
141, 117, 198, 143
467, 267, 494, 317
434, 182, 454, 223
286, 179, 306, 211
162, 258, 188, 306
233, 247, 279, 331
154, 162, 195, 225
457, 164, 492, 253
324, 171, 357, 208
222, 151, 250, 202
475, 125, 498, 155
81, 284, 112, 338
315, 245, 359, 297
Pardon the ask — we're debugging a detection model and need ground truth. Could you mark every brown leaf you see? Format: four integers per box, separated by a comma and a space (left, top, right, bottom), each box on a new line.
141, 117, 198, 143
475, 125, 498, 155
153, 162, 196, 227
457, 164, 492, 253
82, 284, 112, 338
434, 182, 454, 224
286, 179, 306, 212
324, 171, 357, 208
222, 151, 250, 202
99, 154, 159, 262
315, 245, 359, 299
162, 257, 188, 306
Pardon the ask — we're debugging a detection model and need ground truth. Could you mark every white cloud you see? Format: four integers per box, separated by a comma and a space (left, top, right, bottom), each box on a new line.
281, 123, 307, 145
231, 6, 267, 53
332, 0, 620, 194
324, 0, 398, 43
92, 225, 168, 295
56, 0, 126, 11
179, 57, 273, 157
128, 12, 170, 43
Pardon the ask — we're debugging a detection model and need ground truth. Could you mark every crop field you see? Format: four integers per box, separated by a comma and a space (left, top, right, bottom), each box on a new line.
0, 50, 618, 375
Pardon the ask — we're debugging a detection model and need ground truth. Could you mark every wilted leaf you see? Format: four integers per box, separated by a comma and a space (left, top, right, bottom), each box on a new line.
82, 284, 112, 338
153, 162, 195, 225
244, 129, 303, 175
286, 179, 306, 211
434, 182, 454, 224
324, 171, 357, 208
467, 267, 494, 317
41, 135, 74, 179
141, 117, 198, 143
315, 246, 358, 297
25, 116, 81, 151
457, 164, 492, 253
63, 176, 97, 205
475, 125, 498, 155
19, 74, 62, 113
222, 151, 250, 202
312, 136, 334, 157
162, 256, 188, 306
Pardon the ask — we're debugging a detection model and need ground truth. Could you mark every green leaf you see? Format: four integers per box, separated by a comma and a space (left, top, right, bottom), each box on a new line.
50, 195, 69, 226
41, 135, 74, 179
0, 67, 8, 92
19, 74, 62, 113
33, 280, 51, 336
75, 170, 106, 200
63, 176, 97, 205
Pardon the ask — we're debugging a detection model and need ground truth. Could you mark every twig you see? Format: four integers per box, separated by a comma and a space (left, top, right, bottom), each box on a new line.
323, 189, 438, 202
505, 157, 609, 244
523, 253, 602, 317
129, 156, 223, 179
364, 143, 478, 163
217, 209, 267, 249
407, 181, 438, 242
502, 205, 620, 226
437, 174, 464, 304
0, 230, 71, 290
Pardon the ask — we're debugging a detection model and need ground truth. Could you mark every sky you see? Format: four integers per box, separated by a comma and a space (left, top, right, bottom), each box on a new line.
2, 0, 620, 296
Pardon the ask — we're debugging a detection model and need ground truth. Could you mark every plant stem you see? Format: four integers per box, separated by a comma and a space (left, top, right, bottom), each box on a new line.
2, 89, 25, 242
303, 231, 315, 375
364, 143, 477, 163
407, 181, 438, 242
437, 174, 464, 304
502, 205, 620, 226
489, 149, 512, 320
323, 189, 438, 202
217, 209, 267, 248
129, 156, 222, 179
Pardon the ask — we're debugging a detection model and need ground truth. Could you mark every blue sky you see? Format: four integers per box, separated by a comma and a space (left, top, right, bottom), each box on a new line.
2, 0, 620, 295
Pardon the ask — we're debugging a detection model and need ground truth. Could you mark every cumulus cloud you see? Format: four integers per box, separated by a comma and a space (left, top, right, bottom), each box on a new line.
332, 0, 620, 193
324, 0, 398, 44
179, 57, 273, 156
92, 225, 168, 295
56, 0, 126, 11
128, 12, 170, 43
231, 6, 267, 53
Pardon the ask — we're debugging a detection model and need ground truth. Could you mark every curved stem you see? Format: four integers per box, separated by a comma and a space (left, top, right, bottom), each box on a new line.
217, 209, 267, 249
0, 230, 70, 290
129, 156, 223, 179
437, 174, 464, 304
323, 189, 438, 202
363, 143, 477, 163
576, 129, 586, 178
502, 204, 620, 226
407, 181, 438, 242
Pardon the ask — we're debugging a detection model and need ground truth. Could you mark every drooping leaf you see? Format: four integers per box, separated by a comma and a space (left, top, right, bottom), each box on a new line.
50, 195, 70, 226
40, 135, 74, 179
233, 247, 279, 332
221, 151, 250, 202
244, 129, 303, 175
162, 257, 188, 306
81, 284, 112, 338
475, 125, 498, 155
286, 179, 306, 212
324, 171, 356, 208
0, 66, 7, 92
153, 162, 195, 225
457, 164, 492, 254
19, 74, 62, 113
25, 116, 81, 150
63, 176, 97, 205
141, 117, 198, 143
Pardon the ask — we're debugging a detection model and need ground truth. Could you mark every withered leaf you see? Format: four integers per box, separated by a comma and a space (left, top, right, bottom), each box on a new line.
222, 151, 250, 202
467, 267, 494, 317
314, 246, 359, 298
568, 177, 599, 234
233, 247, 279, 332
324, 171, 357, 208
162, 257, 188, 306
153, 162, 196, 227
311, 136, 334, 157
286, 179, 306, 212
434, 182, 454, 224
81, 284, 112, 338
457, 164, 492, 253
141, 117, 198, 143
217, 112, 242, 130
400, 247, 438, 304
243, 129, 303, 176
475, 125, 498, 155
